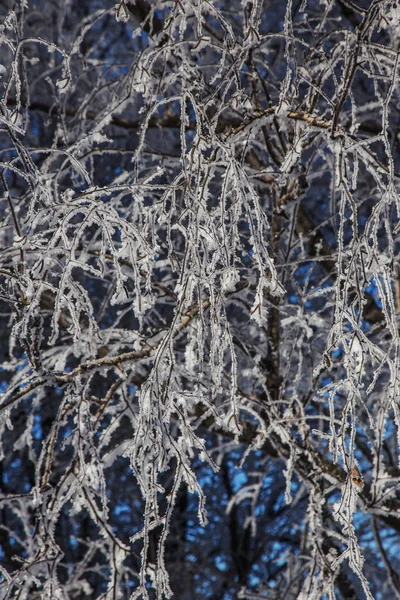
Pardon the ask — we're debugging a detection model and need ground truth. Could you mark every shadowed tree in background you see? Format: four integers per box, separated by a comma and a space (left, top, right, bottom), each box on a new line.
1, 0, 400, 598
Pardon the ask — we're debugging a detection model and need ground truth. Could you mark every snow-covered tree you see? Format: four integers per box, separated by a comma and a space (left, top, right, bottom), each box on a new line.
1, 1, 400, 598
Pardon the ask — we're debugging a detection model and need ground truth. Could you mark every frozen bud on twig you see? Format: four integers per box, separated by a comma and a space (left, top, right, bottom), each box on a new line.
351, 465, 364, 489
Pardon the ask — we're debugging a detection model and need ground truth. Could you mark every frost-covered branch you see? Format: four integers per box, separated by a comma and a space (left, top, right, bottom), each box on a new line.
1, 0, 400, 598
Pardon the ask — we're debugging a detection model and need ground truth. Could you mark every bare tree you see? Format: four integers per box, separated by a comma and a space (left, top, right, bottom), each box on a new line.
1, 0, 400, 598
